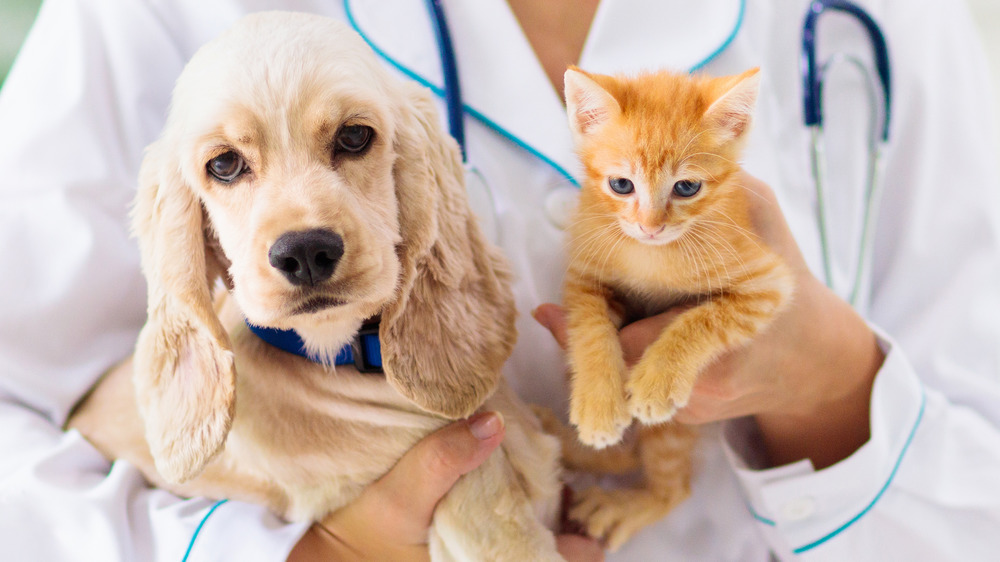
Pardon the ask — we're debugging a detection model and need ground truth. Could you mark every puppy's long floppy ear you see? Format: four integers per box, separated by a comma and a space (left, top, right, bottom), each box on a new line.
381, 83, 517, 420
131, 140, 236, 483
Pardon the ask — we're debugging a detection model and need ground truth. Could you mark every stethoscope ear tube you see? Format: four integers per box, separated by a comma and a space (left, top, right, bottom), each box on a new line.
803, 0, 892, 308
802, 0, 892, 142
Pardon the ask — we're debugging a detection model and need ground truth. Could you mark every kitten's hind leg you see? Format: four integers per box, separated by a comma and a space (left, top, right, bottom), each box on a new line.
569, 422, 697, 551
532, 404, 640, 475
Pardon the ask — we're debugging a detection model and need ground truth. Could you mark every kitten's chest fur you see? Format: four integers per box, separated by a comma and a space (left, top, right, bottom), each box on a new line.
583, 228, 759, 317
604, 245, 696, 312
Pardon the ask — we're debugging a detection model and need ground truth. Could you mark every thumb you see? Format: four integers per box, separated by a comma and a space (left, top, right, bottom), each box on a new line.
338, 411, 505, 544
532, 303, 569, 350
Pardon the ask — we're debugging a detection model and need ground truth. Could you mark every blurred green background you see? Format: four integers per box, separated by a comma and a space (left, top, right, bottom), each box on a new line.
1, 0, 43, 87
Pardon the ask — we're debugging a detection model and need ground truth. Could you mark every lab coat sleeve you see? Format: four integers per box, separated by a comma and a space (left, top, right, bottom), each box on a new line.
722, 1, 1000, 560
0, 0, 309, 559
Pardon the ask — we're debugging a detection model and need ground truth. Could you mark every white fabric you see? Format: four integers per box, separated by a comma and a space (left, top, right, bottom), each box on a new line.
0, 0, 998, 560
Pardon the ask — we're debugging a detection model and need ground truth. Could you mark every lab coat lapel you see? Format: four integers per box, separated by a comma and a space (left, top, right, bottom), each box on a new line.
345, 0, 744, 184
346, 0, 578, 178
343, 0, 442, 85
443, 0, 579, 179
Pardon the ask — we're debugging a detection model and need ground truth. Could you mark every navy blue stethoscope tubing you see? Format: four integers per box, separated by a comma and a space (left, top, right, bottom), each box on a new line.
802, 0, 892, 141
424, 0, 466, 160
344, 0, 746, 189
343, 0, 582, 186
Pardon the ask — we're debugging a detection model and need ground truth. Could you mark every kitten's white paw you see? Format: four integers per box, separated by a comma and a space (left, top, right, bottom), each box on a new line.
570, 373, 631, 448
625, 362, 694, 424
628, 396, 678, 425
573, 410, 630, 449
570, 395, 630, 449
576, 423, 628, 449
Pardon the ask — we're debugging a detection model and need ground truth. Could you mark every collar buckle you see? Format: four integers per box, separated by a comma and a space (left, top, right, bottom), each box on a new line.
351, 321, 383, 374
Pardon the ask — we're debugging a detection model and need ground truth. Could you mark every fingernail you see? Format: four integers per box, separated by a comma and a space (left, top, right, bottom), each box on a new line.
468, 411, 504, 440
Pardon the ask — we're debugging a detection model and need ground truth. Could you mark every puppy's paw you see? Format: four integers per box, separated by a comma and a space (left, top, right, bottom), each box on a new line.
570, 391, 630, 449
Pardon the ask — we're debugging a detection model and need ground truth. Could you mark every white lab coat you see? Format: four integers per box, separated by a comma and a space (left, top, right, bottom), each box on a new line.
1, 0, 998, 560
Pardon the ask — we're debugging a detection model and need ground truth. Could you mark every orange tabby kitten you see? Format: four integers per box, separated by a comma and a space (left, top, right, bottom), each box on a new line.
556, 67, 794, 549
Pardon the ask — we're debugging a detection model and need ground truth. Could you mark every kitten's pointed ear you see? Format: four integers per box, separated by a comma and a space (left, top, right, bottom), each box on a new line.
565, 67, 621, 140
705, 67, 761, 141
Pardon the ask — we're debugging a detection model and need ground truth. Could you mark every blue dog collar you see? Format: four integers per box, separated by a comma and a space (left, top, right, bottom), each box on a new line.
246, 321, 383, 373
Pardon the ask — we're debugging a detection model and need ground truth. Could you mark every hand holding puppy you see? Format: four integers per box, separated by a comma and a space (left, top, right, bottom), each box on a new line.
289, 413, 604, 561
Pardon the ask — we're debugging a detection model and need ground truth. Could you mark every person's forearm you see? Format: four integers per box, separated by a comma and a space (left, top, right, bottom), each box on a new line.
753, 278, 884, 469
287, 523, 430, 562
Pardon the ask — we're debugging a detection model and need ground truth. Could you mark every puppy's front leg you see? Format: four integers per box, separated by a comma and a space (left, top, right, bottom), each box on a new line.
429, 449, 564, 562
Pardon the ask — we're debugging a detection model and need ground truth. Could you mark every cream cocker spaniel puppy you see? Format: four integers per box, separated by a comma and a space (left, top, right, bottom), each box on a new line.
69, 12, 564, 561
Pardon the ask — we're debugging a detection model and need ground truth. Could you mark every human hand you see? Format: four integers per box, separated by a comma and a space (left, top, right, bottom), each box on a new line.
534, 172, 884, 469
288, 411, 604, 561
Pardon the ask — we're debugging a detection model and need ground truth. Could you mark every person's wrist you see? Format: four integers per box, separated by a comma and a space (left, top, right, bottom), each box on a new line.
753, 277, 884, 468
287, 522, 352, 561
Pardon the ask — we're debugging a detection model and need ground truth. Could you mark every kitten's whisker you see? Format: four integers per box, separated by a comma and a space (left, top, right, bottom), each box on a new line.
572, 223, 626, 265
685, 163, 719, 183
731, 181, 772, 205
678, 129, 713, 160
691, 222, 742, 263
571, 218, 628, 286
682, 231, 719, 297
682, 152, 739, 166
675, 236, 706, 300
698, 212, 769, 256
696, 217, 757, 238
698, 213, 762, 244
691, 223, 747, 281
597, 230, 628, 283
696, 227, 734, 293
696, 233, 730, 291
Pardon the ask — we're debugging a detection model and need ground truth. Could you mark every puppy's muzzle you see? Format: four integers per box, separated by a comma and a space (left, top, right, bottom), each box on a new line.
269, 229, 344, 286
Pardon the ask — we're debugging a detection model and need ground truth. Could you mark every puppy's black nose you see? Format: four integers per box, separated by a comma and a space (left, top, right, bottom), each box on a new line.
268, 229, 344, 286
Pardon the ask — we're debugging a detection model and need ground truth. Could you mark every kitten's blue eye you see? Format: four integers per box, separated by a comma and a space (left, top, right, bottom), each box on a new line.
609, 177, 635, 195
673, 180, 702, 197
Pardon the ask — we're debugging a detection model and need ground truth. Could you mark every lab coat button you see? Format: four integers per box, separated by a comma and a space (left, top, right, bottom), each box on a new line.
781, 496, 817, 521
545, 186, 580, 229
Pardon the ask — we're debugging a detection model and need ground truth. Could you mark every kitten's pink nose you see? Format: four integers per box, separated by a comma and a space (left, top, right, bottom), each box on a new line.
639, 224, 666, 236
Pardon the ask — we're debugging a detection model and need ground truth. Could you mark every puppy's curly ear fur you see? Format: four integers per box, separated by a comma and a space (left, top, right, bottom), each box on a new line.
131, 141, 236, 483
381, 83, 517, 420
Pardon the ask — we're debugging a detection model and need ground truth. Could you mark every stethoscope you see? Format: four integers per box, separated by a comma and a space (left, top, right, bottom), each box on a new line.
422, 0, 504, 242
350, 0, 892, 308
803, 0, 892, 307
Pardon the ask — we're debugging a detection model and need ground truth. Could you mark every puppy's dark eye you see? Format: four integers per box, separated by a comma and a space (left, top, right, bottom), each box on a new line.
608, 177, 634, 195
673, 180, 702, 197
207, 151, 247, 183
335, 125, 374, 154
